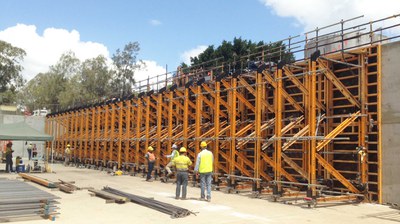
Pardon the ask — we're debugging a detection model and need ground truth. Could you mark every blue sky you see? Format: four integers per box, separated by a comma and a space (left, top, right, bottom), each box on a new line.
1, 0, 399, 82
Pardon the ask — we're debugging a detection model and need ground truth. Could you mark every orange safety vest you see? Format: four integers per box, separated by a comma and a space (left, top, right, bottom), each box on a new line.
147, 152, 155, 162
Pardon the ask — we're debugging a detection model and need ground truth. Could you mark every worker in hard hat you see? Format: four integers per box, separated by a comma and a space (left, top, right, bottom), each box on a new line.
64, 144, 72, 166
5, 142, 14, 173
194, 141, 214, 202
164, 144, 179, 178
171, 147, 192, 199
27, 142, 33, 160
145, 146, 156, 181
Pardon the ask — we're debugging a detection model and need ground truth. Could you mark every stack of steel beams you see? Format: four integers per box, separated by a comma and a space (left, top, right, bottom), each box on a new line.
0, 178, 60, 222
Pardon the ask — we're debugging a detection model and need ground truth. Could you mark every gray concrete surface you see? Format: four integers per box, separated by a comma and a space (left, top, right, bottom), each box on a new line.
381, 41, 400, 205
0, 164, 399, 224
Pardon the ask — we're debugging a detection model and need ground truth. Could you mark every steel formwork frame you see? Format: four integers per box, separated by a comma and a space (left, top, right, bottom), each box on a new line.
45, 14, 400, 204
46, 45, 382, 203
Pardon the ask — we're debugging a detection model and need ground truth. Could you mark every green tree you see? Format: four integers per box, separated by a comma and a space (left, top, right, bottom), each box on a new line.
111, 42, 144, 97
20, 52, 81, 112
0, 40, 26, 104
189, 37, 294, 72
81, 55, 112, 101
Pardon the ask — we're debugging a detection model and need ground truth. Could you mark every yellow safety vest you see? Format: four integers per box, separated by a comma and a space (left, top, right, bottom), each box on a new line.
172, 150, 179, 159
172, 155, 192, 171
199, 150, 213, 173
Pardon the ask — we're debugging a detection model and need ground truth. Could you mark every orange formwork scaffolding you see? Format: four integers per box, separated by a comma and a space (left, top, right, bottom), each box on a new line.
45, 15, 400, 205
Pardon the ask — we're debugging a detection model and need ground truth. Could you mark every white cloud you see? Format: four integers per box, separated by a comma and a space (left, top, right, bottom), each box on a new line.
0, 24, 110, 81
134, 60, 166, 87
149, 19, 162, 26
180, 45, 208, 64
261, 0, 400, 34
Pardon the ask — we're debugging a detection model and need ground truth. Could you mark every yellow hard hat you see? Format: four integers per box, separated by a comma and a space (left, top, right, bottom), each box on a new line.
179, 147, 187, 153
67, 144, 70, 147
200, 141, 207, 148
148, 146, 154, 151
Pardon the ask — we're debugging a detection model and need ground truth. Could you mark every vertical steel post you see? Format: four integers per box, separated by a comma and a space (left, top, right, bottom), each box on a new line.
183, 89, 189, 147
195, 86, 202, 157
135, 99, 142, 167
214, 82, 220, 175
274, 69, 283, 193
309, 61, 317, 197
255, 72, 262, 187
230, 78, 237, 184
118, 101, 124, 169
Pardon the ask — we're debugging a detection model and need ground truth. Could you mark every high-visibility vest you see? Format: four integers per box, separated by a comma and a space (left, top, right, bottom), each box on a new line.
199, 150, 213, 173
147, 152, 155, 162
172, 150, 179, 159
172, 155, 192, 170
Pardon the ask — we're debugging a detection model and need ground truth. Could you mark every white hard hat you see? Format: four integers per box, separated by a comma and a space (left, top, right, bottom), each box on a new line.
172, 144, 178, 149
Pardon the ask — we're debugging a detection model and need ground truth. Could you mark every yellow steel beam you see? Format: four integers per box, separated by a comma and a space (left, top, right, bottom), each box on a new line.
317, 58, 361, 108
316, 111, 361, 151
309, 61, 317, 197
195, 85, 202, 156
214, 81, 220, 174
110, 104, 116, 163
283, 67, 326, 111
156, 94, 162, 169
282, 125, 309, 151
90, 107, 96, 162
118, 101, 124, 168
238, 77, 274, 113
255, 72, 262, 185
221, 79, 256, 113
183, 88, 189, 147
84, 108, 90, 161
135, 98, 142, 166
202, 83, 231, 111
230, 78, 237, 183
359, 53, 368, 184
275, 69, 283, 191
377, 45, 382, 203
125, 101, 131, 164
316, 154, 360, 193
263, 70, 305, 112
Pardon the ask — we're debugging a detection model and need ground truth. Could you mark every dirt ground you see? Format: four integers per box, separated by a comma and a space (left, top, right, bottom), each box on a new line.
1, 163, 399, 224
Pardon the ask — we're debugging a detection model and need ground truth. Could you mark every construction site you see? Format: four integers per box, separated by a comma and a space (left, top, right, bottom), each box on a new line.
1, 14, 400, 223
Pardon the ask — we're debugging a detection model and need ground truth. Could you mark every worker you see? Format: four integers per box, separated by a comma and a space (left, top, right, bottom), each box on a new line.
27, 142, 33, 160
64, 144, 72, 166
194, 141, 214, 202
5, 142, 14, 173
171, 147, 192, 200
32, 144, 38, 158
164, 144, 179, 178
145, 146, 156, 181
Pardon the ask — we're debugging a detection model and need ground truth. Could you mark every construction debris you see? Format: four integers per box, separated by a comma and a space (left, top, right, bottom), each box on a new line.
88, 188, 128, 203
103, 187, 195, 218
0, 178, 60, 222
58, 179, 80, 193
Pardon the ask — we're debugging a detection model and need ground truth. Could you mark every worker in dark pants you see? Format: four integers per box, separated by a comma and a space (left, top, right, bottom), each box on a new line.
27, 142, 33, 160
172, 147, 192, 199
145, 146, 156, 181
5, 142, 14, 173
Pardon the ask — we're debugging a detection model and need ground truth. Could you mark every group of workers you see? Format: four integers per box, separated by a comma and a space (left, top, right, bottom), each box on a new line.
146, 141, 214, 202
3, 142, 39, 173
62, 141, 213, 201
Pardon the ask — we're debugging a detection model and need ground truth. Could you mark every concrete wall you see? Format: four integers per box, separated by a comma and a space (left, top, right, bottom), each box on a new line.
381, 41, 400, 205
0, 115, 46, 160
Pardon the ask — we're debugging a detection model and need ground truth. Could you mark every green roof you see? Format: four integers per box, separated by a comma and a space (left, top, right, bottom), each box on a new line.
0, 122, 53, 141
